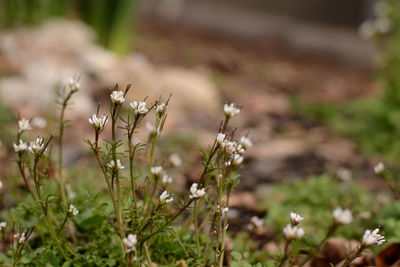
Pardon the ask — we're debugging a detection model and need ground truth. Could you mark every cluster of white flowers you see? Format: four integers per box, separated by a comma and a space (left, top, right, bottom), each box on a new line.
159, 190, 174, 203
156, 103, 166, 114
233, 154, 244, 165
14, 232, 26, 244
0, 222, 6, 230
110, 90, 125, 104
13, 140, 28, 153
333, 207, 353, 225
68, 204, 79, 216
362, 228, 386, 246
162, 174, 173, 184
283, 212, 305, 240
374, 162, 384, 174
108, 159, 125, 171
216, 133, 251, 167
123, 234, 137, 253
68, 77, 80, 90
169, 153, 182, 167
290, 212, 304, 226
359, 2, 391, 39
224, 103, 240, 118
247, 216, 264, 231
151, 166, 163, 176
18, 118, 31, 133
189, 183, 206, 199
283, 224, 305, 240
28, 138, 45, 154
89, 114, 108, 130
130, 101, 148, 115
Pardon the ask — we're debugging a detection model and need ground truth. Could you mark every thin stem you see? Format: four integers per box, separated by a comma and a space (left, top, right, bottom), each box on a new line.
218, 191, 231, 267
143, 243, 153, 266
341, 246, 365, 267
194, 200, 201, 258
278, 240, 291, 267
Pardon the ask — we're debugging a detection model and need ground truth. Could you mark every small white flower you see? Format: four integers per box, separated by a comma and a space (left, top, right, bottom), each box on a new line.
14, 232, 26, 243
362, 228, 386, 246
28, 138, 45, 154
107, 159, 125, 171
68, 204, 79, 216
130, 101, 148, 115
123, 234, 137, 253
151, 166, 163, 176
156, 103, 166, 114
14, 140, 28, 153
0, 222, 6, 230
110, 90, 125, 104
374, 162, 384, 174
0, 181, 3, 190
216, 133, 226, 145
233, 154, 244, 165
159, 190, 174, 203
217, 205, 229, 217
374, 18, 391, 34
360, 211, 371, 219
290, 212, 304, 226
333, 207, 353, 225
18, 118, 31, 133
240, 136, 252, 149
337, 168, 352, 182
224, 141, 237, 154
31, 116, 47, 129
359, 20, 375, 39
236, 143, 245, 154
224, 103, 240, 118
169, 154, 182, 167
89, 114, 108, 130
249, 216, 264, 230
162, 174, 173, 184
189, 183, 206, 199
283, 224, 305, 240
68, 77, 80, 90
66, 184, 76, 199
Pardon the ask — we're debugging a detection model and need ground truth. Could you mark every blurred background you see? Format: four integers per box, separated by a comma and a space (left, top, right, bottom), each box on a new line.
0, 0, 398, 211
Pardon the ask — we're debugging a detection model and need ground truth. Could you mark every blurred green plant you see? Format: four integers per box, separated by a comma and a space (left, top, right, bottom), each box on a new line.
0, 0, 140, 54
293, 0, 400, 162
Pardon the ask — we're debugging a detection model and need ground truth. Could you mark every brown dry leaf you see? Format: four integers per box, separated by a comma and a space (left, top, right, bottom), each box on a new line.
376, 243, 400, 267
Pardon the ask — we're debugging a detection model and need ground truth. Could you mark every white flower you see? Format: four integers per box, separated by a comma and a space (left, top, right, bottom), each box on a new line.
0, 222, 6, 230
123, 234, 137, 253
162, 174, 173, 184
359, 20, 375, 39
337, 168, 352, 182
110, 90, 125, 104
333, 207, 353, 225
68, 77, 80, 90
14, 140, 28, 153
18, 118, 31, 133
362, 228, 386, 246
159, 190, 174, 203
290, 212, 304, 226
374, 18, 391, 34
248, 216, 264, 231
156, 103, 166, 114
217, 205, 229, 217
14, 232, 26, 243
189, 183, 206, 199
130, 101, 148, 115
240, 136, 252, 149
233, 154, 244, 165
224, 103, 240, 118
224, 141, 237, 154
283, 224, 305, 240
374, 162, 384, 174
107, 159, 125, 171
68, 204, 79, 216
31, 116, 47, 129
216, 133, 226, 145
28, 138, 45, 154
169, 154, 182, 167
66, 184, 76, 199
151, 166, 163, 176
89, 114, 108, 130
0, 181, 3, 190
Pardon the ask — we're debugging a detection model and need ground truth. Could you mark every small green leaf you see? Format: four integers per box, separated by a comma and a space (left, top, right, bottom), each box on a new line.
231, 251, 242, 261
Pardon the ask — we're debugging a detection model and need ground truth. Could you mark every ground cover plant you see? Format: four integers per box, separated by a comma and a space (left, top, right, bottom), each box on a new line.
0, 78, 395, 266
295, 0, 400, 162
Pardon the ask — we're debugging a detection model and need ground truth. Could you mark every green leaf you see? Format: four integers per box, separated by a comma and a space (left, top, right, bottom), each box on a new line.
231, 251, 242, 261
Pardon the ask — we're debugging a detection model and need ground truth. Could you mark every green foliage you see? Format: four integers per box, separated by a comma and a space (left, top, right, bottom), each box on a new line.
293, 0, 400, 161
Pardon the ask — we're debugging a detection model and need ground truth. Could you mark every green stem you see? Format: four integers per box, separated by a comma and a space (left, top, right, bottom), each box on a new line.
194, 200, 201, 258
